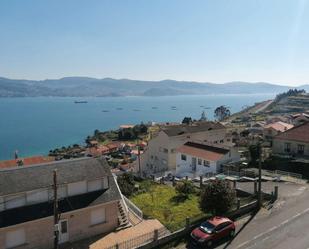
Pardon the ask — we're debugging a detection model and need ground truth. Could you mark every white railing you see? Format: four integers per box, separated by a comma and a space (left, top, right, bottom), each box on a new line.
123, 195, 143, 219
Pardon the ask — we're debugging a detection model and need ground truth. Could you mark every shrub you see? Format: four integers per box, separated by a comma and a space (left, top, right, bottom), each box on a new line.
200, 180, 236, 215
117, 173, 135, 197
175, 180, 195, 197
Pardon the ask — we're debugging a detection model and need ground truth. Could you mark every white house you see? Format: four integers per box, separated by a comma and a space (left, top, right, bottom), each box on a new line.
175, 142, 240, 178
139, 122, 228, 176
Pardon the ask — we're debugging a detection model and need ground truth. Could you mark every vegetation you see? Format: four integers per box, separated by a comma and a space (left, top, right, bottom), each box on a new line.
200, 180, 236, 215
214, 105, 231, 121
118, 123, 148, 140
274, 89, 306, 102
182, 117, 192, 125
130, 182, 205, 231
175, 180, 195, 198
116, 172, 136, 197
199, 111, 207, 121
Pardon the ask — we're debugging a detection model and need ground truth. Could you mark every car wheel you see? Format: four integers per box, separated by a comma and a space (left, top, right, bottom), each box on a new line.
206, 240, 213, 248
229, 229, 235, 238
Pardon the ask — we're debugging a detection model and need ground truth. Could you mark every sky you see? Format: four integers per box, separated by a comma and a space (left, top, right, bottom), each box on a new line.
0, 0, 309, 86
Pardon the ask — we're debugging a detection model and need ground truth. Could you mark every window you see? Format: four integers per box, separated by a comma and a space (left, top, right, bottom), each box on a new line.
284, 143, 291, 153
163, 148, 168, 153
220, 140, 224, 143
214, 141, 218, 144
5, 229, 26, 248
5, 194, 26, 209
203, 160, 210, 167
68, 181, 87, 196
181, 154, 187, 161
198, 158, 202, 165
91, 208, 106, 225
88, 179, 103, 192
26, 189, 48, 204
162, 159, 167, 165
298, 144, 305, 155
227, 138, 231, 142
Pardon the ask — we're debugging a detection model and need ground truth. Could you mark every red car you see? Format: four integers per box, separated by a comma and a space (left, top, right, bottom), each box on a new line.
190, 216, 235, 247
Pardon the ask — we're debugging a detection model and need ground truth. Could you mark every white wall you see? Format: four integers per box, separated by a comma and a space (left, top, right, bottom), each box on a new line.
175, 153, 217, 177
141, 128, 227, 175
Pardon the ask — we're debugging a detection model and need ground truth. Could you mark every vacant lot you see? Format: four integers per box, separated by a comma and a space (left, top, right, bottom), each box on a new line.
130, 182, 205, 231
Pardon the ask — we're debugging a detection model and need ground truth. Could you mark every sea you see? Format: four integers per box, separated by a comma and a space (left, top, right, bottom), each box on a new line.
0, 94, 274, 160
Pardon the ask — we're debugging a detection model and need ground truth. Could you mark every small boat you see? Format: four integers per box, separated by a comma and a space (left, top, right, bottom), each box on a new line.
74, 101, 88, 104
102, 110, 109, 112
200, 105, 204, 107
152, 107, 158, 109
116, 108, 123, 110
133, 109, 140, 112
204, 107, 211, 109
171, 106, 177, 108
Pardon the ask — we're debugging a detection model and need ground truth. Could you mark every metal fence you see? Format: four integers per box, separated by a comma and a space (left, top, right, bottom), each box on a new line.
103, 227, 169, 249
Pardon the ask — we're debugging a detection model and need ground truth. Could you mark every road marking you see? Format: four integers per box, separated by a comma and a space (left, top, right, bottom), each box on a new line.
236, 207, 309, 249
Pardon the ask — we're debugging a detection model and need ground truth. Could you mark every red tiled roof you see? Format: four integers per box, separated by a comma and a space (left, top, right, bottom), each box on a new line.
177, 142, 229, 161
0, 156, 54, 169
275, 122, 309, 143
264, 122, 294, 132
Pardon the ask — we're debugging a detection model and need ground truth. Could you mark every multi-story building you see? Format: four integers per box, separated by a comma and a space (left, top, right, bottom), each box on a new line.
272, 122, 309, 157
0, 157, 123, 249
175, 142, 240, 177
139, 122, 227, 175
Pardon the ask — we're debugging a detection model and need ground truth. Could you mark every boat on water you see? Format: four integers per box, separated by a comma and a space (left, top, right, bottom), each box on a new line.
116, 108, 123, 110
133, 109, 141, 111
152, 107, 158, 109
74, 101, 88, 104
204, 107, 211, 109
102, 110, 109, 112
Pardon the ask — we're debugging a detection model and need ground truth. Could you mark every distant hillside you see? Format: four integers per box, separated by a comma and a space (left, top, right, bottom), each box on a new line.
0, 76, 308, 97
265, 90, 309, 114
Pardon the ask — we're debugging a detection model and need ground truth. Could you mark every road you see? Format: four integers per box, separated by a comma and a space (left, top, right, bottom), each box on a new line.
177, 181, 309, 249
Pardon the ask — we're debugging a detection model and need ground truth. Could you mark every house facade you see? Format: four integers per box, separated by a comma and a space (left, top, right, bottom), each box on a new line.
263, 121, 294, 144
139, 122, 228, 175
175, 142, 240, 177
272, 122, 309, 157
0, 157, 122, 249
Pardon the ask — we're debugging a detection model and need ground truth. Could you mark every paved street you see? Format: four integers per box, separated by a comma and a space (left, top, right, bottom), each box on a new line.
177, 181, 309, 249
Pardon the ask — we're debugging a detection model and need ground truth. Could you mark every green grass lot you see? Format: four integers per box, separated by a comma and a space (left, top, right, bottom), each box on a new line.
130, 182, 206, 231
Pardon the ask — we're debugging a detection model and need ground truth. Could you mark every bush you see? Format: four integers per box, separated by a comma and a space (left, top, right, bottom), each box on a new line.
175, 180, 195, 197
117, 173, 135, 197
200, 180, 236, 215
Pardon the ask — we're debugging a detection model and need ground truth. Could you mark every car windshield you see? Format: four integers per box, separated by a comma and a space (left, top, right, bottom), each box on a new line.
199, 221, 215, 234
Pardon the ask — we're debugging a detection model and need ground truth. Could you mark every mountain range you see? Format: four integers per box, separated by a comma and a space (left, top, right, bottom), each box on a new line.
0, 76, 308, 97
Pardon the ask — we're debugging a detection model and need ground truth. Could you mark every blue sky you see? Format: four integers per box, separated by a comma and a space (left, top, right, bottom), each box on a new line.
0, 0, 308, 86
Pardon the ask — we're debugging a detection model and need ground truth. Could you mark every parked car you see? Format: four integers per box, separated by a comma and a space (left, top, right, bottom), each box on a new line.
190, 216, 235, 247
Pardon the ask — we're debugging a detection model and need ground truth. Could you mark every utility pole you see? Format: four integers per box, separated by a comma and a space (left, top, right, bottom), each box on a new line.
53, 169, 59, 249
137, 143, 141, 177
258, 142, 262, 208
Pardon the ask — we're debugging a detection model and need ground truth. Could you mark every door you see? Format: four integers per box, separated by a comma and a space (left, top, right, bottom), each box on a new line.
191, 157, 197, 171
59, 219, 69, 243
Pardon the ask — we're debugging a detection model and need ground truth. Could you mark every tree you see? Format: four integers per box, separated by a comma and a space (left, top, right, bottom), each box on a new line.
117, 173, 136, 197
200, 180, 236, 215
200, 111, 207, 121
214, 106, 231, 121
175, 180, 195, 197
182, 117, 192, 125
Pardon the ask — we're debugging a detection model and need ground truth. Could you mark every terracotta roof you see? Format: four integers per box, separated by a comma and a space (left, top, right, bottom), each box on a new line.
264, 122, 294, 132
177, 142, 229, 161
0, 156, 54, 169
162, 122, 225, 137
275, 122, 309, 143
120, 124, 134, 129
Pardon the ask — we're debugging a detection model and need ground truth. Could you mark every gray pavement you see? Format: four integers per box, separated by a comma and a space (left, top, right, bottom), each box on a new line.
176, 181, 309, 249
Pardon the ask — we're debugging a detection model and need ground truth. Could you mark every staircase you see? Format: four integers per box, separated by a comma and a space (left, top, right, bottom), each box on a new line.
117, 200, 131, 231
